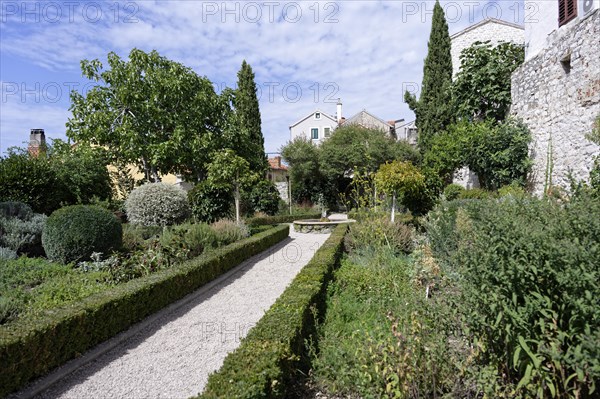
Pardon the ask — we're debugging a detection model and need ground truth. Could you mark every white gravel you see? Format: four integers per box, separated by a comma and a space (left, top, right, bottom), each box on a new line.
25, 227, 330, 399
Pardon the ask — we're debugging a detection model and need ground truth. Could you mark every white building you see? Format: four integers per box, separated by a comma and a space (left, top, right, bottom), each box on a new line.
289, 100, 342, 145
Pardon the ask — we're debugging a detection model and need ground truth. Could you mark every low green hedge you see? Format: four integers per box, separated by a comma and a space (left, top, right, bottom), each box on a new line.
0, 224, 290, 398
246, 213, 321, 226
200, 224, 348, 398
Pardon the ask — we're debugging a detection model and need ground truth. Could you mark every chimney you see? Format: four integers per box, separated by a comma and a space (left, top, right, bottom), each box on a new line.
336, 98, 342, 123
28, 129, 46, 157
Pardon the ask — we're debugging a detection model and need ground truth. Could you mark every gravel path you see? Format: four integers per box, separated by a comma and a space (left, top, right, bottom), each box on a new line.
21, 228, 330, 399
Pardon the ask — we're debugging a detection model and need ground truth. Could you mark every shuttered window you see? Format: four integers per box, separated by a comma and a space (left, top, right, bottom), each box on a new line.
559, 0, 577, 27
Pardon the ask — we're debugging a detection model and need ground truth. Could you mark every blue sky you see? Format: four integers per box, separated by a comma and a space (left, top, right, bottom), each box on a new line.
0, 0, 525, 155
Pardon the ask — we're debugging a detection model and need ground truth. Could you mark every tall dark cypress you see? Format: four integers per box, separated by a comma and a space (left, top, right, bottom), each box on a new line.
234, 60, 268, 174
404, 0, 453, 152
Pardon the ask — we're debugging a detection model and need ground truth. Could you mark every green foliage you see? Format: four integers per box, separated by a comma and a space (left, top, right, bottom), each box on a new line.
453, 41, 524, 122
246, 179, 280, 216
404, 0, 454, 152
311, 244, 460, 398
210, 219, 250, 246
320, 126, 421, 207
200, 225, 347, 399
0, 213, 47, 256
587, 114, 600, 197
206, 149, 256, 224
233, 61, 268, 174
0, 150, 66, 214
0, 225, 289, 397
281, 136, 324, 204
375, 160, 426, 214
0, 256, 111, 325
160, 223, 217, 258
0, 202, 34, 220
443, 183, 465, 200
458, 188, 496, 199
121, 224, 163, 252
425, 119, 532, 191
188, 180, 233, 223
42, 205, 123, 264
125, 183, 191, 226
345, 216, 415, 255
427, 197, 600, 397
498, 182, 529, 199
463, 118, 532, 190
67, 48, 227, 182
48, 140, 113, 204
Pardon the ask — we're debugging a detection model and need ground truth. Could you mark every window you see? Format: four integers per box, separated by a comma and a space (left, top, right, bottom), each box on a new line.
324, 127, 331, 138
559, 0, 577, 27
315, 112, 321, 119
311, 128, 319, 140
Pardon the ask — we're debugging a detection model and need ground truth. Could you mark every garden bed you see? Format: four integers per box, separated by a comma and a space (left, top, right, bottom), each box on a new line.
0, 224, 290, 398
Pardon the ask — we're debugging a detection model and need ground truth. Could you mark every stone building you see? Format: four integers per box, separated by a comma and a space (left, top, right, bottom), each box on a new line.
511, 1, 600, 195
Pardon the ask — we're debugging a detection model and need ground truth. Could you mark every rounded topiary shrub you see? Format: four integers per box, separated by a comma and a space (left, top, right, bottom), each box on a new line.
443, 184, 466, 201
42, 205, 123, 264
0, 201, 34, 220
125, 183, 191, 226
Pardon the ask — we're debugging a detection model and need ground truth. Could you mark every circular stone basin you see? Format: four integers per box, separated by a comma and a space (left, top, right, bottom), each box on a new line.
293, 218, 355, 234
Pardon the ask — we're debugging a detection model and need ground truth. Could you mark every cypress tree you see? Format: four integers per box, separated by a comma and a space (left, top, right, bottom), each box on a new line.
234, 60, 268, 174
404, 0, 453, 152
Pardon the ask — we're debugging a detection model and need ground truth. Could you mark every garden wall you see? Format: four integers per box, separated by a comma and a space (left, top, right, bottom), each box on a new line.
511, 10, 600, 195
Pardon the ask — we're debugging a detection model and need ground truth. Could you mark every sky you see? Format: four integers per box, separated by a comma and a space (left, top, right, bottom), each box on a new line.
0, 0, 526, 155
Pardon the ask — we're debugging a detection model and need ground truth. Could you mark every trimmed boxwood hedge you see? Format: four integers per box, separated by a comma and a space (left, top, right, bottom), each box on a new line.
199, 224, 348, 398
0, 224, 289, 398
246, 213, 321, 226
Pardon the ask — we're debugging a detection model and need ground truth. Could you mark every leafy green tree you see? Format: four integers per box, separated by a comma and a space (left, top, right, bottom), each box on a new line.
281, 137, 324, 205
453, 41, 524, 122
0, 149, 65, 214
404, 0, 453, 152
206, 149, 256, 224
233, 61, 268, 174
319, 125, 420, 206
49, 140, 112, 204
463, 118, 532, 190
374, 161, 425, 221
67, 49, 226, 182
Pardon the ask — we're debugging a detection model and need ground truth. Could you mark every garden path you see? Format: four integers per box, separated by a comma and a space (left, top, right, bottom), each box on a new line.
18, 227, 330, 399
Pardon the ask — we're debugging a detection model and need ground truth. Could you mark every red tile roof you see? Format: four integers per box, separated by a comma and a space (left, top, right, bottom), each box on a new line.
268, 156, 288, 171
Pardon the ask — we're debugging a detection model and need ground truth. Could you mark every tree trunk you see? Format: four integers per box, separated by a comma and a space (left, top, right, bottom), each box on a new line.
234, 172, 241, 224
391, 192, 396, 223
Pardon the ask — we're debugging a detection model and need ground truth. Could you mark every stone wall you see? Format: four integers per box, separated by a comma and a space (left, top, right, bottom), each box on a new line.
451, 19, 524, 76
511, 10, 600, 195
275, 181, 289, 203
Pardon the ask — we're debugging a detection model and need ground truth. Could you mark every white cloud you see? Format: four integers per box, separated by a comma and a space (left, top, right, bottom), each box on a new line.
0, 0, 524, 154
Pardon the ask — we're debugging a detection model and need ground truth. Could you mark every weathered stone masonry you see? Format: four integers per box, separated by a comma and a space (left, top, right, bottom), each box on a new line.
511, 10, 600, 195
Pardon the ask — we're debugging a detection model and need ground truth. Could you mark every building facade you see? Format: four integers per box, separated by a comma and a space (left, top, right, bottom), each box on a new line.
511, 1, 600, 195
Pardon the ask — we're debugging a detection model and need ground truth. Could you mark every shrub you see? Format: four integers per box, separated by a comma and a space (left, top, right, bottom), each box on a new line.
345, 216, 415, 255
498, 182, 528, 198
458, 188, 495, 199
0, 214, 47, 256
188, 181, 232, 223
0, 202, 34, 220
0, 247, 17, 260
42, 205, 123, 264
428, 197, 600, 396
160, 223, 217, 258
211, 219, 250, 246
125, 183, 191, 226
443, 183, 465, 201
0, 152, 66, 214
246, 180, 281, 216
121, 224, 163, 252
